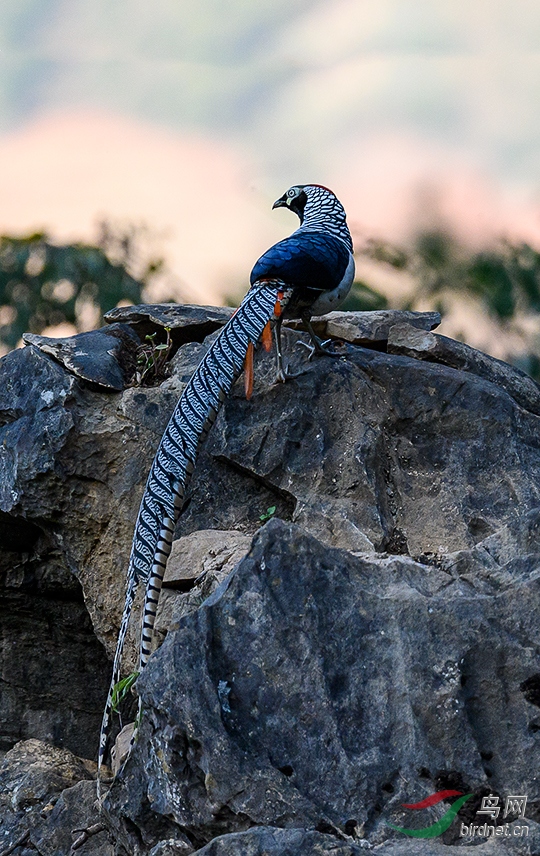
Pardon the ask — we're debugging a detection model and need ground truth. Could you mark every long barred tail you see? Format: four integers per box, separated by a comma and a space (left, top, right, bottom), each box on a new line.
97, 279, 290, 797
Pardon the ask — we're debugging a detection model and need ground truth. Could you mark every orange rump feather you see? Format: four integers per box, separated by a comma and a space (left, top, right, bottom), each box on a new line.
244, 341, 254, 400
274, 291, 284, 318
262, 321, 272, 352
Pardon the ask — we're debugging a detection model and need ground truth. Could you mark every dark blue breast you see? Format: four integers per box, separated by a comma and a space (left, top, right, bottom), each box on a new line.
250, 231, 350, 297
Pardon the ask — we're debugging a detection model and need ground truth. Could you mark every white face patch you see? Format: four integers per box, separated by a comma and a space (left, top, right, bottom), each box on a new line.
285, 186, 300, 206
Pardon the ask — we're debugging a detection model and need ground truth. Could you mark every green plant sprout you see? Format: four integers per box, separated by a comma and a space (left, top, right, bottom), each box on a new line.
135, 326, 173, 385
111, 671, 139, 714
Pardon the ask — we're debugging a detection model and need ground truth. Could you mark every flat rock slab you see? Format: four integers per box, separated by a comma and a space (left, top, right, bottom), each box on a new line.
153, 529, 251, 652
23, 322, 140, 390
286, 309, 441, 344
104, 303, 235, 345
164, 529, 251, 586
104, 304, 440, 350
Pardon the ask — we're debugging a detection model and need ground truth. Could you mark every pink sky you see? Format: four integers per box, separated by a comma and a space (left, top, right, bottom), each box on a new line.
339, 133, 540, 250
0, 112, 284, 305
2, 110, 540, 307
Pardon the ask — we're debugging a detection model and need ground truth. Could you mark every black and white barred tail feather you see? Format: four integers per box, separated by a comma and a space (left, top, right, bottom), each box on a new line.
97, 279, 291, 798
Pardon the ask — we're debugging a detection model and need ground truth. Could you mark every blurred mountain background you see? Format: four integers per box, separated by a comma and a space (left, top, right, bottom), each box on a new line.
2, 0, 540, 372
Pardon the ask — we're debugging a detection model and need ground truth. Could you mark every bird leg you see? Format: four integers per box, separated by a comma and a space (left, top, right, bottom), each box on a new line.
297, 314, 340, 360
273, 315, 304, 382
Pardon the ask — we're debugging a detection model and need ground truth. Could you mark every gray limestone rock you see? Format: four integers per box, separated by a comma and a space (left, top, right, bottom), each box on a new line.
0, 738, 93, 810
177, 324, 540, 557
387, 322, 540, 416
22, 323, 140, 391
32, 779, 112, 855
104, 303, 234, 346
153, 529, 252, 648
189, 827, 369, 854
187, 825, 540, 855
285, 308, 441, 345
104, 520, 540, 853
149, 839, 194, 856
2, 305, 540, 855
0, 740, 109, 856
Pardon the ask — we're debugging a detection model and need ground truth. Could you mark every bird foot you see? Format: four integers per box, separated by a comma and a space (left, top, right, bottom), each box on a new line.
274, 364, 304, 383
297, 337, 340, 361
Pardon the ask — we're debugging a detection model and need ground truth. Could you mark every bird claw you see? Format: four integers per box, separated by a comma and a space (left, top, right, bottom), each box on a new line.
297, 337, 340, 361
274, 364, 304, 383
273, 315, 340, 382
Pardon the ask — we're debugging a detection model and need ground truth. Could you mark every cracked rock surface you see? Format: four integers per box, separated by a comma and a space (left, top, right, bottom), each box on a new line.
177, 322, 540, 558
1, 305, 540, 854
106, 520, 540, 854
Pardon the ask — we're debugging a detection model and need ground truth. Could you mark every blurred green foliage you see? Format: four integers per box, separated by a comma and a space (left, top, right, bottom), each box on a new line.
361, 231, 540, 379
339, 280, 388, 312
5, 218, 540, 381
0, 223, 164, 350
365, 230, 540, 321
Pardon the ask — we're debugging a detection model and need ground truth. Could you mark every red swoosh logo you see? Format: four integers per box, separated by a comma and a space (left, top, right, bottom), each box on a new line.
402, 790, 463, 809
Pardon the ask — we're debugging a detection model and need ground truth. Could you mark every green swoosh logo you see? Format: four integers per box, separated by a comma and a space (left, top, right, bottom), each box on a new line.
387, 794, 474, 838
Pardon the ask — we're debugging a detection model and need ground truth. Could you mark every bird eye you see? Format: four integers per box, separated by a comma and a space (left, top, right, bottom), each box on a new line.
287, 189, 296, 197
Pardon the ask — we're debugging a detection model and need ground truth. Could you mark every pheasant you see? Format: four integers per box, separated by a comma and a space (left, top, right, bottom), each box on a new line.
97, 184, 354, 797
252, 183, 355, 380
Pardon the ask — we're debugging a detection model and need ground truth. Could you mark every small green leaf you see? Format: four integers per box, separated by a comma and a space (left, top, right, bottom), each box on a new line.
154, 343, 169, 350
111, 671, 139, 713
259, 505, 277, 522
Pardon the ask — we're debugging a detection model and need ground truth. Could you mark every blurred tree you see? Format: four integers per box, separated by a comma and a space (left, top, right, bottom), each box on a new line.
0, 223, 165, 351
362, 231, 540, 379
365, 230, 540, 321
339, 280, 388, 312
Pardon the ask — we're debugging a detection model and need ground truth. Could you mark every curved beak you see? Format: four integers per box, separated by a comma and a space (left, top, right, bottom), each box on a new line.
272, 194, 288, 210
